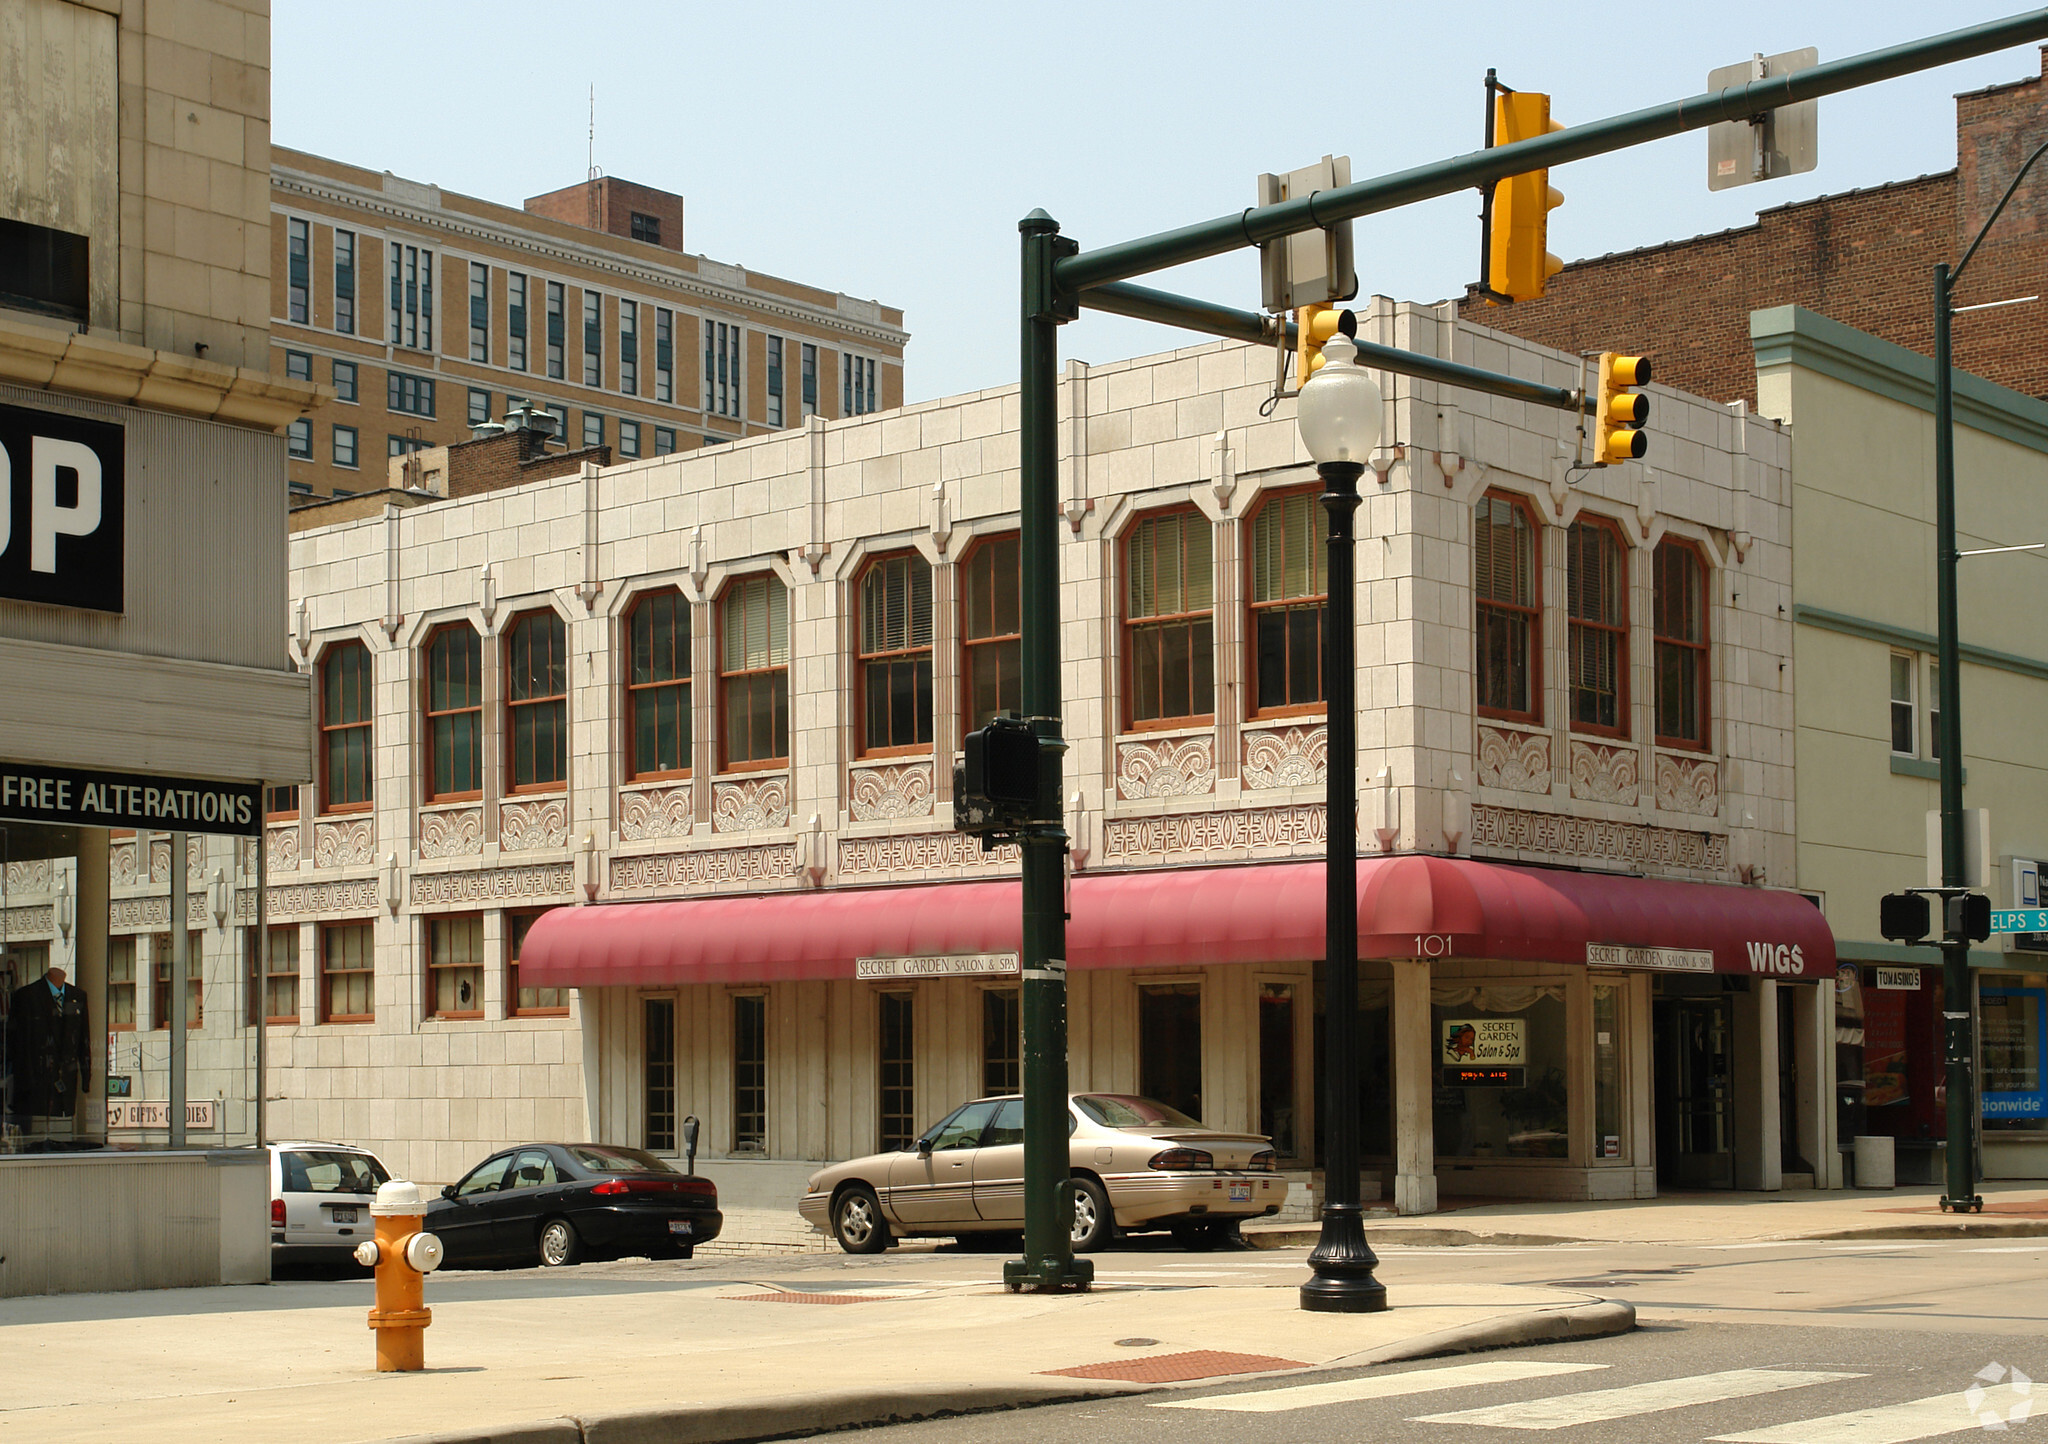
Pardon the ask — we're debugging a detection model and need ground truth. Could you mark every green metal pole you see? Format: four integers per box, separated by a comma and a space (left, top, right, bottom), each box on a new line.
1932, 263, 1980, 1213
1006, 210, 1092, 1293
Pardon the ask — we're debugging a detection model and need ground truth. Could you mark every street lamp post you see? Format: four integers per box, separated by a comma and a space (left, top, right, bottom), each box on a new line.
1296, 325, 1389, 1313
1931, 134, 2048, 1215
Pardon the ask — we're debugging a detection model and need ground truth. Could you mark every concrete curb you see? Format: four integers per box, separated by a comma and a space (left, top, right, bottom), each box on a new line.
1245, 1226, 1589, 1249
1332, 1297, 1637, 1368
1799, 1219, 2048, 1242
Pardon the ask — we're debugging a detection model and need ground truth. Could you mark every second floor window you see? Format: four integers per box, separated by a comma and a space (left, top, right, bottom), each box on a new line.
859, 553, 934, 754
1125, 511, 1214, 728
425, 625, 483, 800
766, 335, 784, 427
333, 228, 355, 333
426, 914, 484, 1020
287, 218, 309, 323
546, 281, 565, 379
962, 534, 1021, 730
1476, 493, 1539, 723
1890, 653, 1916, 755
469, 262, 489, 362
654, 307, 674, 403
1653, 539, 1708, 749
619, 300, 638, 395
389, 243, 433, 351
1567, 517, 1628, 736
1250, 490, 1328, 714
628, 591, 691, 779
721, 575, 789, 768
321, 641, 373, 811
583, 290, 602, 387
507, 611, 568, 790
705, 320, 742, 418
507, 271, 527, 371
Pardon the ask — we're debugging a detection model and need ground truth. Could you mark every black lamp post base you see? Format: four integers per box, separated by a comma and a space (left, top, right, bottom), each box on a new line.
1004, 1255, 1095, 1293
1298, 1203, 1388, 1313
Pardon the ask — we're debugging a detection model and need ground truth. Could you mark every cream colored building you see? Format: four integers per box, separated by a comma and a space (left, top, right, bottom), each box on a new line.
185, 296, 1836, 1222
1757, 305, 2048, 1185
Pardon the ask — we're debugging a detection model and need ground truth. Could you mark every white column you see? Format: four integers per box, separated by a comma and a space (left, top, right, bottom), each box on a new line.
1390, 956, 1437, 1215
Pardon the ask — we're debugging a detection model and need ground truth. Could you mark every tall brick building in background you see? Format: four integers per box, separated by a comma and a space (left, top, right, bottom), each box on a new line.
1460, 50, 2048, 404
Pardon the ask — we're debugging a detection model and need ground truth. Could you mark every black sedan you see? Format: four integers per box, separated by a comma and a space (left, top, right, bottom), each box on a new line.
426, 1143, 722, 1268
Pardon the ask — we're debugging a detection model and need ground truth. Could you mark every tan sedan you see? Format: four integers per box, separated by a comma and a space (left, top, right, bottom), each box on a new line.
799, 1093, 1283, 1253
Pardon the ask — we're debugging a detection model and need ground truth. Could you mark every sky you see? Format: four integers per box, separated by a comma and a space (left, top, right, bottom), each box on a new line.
272, 2, 2046, 404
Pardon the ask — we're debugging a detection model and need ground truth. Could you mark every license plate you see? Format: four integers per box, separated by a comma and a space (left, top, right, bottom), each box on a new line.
667, 1219, 693, 1236
1228, 1183, 1251, 1202
330, 1206, 358, 1223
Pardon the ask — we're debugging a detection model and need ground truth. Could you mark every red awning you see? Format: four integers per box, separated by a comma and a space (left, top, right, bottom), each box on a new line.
519, 855, 1834, 987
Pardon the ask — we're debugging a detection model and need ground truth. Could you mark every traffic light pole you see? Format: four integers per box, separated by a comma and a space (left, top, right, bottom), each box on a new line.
1005, 211, 1092, 1294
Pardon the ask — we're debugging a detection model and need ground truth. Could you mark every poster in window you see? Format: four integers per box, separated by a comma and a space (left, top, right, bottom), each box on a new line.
1441, 1018, 1526, 1065
1862, 984, 1910, 1109
1983, 987, 2047, 1120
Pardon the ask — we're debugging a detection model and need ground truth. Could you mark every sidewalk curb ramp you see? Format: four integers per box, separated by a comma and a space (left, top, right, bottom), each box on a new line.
367, 1301, 1635, 1444
1802, 1219, 2048, 1242
1246, 1226, 1588, 1249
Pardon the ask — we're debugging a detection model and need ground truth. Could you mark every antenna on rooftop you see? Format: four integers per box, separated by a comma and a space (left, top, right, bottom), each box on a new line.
587, 85, 600, 182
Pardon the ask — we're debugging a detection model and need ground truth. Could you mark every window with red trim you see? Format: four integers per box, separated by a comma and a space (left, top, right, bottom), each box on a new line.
1124, 510, 1214, 729
1475, 493, 1540, 723
1654, 539, 1709, 749
506, 610, 568, 791
1567, 517, 1629, 737
858, 552, 933, 755
320, 921, 374, 1023
719, 575, 789, 769
320, 641, 373, 813
961, 535, 1021, 731
425, 914, 484, 1019
424, 625, 484, 800
627, 591, 691, 780
1249, 489, 1327, 715
509, 909, 568, 1016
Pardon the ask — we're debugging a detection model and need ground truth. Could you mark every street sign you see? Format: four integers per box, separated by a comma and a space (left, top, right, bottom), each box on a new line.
1992, 909, 2048, 933
1707, 48, 1819, 191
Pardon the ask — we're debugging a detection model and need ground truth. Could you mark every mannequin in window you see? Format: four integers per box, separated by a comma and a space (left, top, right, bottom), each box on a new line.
7, 965, 91, 1126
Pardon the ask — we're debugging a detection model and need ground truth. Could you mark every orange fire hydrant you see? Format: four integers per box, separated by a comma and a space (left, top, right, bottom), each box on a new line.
353, 1180, 444, 1372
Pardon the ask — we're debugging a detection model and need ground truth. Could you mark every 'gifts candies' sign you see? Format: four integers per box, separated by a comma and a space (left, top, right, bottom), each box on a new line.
0, 401, 124, 613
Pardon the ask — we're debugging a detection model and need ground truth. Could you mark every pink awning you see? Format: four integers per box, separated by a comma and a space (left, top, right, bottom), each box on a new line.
517, 855, 1834, 987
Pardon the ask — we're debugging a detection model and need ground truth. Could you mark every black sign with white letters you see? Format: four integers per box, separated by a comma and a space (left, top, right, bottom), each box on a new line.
0, 401, 124, 612
0, 761, 261, 836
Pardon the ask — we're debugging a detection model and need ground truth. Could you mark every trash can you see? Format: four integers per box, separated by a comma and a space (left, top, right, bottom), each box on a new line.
1854, 1135, 1896, 1190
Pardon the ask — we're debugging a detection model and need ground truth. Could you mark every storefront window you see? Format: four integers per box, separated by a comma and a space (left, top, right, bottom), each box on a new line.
1593, 982, 1624, 1160
1858, 964, 1945, 1142
1983, 974, 2047, 1132
1139, 982, 1202, 1121
1432, 985, 1568, 1160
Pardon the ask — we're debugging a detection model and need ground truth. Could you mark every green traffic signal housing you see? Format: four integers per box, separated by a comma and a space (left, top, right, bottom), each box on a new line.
1595, 352, 1652, 464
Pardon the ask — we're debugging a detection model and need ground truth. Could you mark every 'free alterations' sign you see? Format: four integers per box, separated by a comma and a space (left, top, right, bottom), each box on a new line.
0, 761, 261, 836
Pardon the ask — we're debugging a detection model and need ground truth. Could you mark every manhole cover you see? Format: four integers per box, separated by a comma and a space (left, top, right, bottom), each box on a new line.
1116, 1338, 1160, 1347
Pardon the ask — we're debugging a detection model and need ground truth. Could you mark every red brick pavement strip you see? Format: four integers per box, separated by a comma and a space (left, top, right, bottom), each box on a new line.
1040, 1350, 1309, 1384
723, 1292, 897, 1304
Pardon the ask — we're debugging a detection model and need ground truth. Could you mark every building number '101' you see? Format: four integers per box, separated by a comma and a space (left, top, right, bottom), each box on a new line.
1414, 934, 1453, 957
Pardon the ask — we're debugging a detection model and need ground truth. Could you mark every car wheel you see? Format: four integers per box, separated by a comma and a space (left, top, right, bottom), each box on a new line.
832, 1185, 890, 1254
1069, 1176, 1113, 1253
537, 1217, 582, 1267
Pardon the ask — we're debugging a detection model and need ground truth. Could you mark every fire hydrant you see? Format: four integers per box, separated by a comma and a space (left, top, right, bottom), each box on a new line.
352, 1180, 444, 1372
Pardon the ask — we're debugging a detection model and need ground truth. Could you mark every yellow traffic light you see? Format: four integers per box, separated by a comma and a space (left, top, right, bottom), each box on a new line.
1595, 353, 1652, 464
1487, 91, 1565, 303
1296, 303, 1345, 389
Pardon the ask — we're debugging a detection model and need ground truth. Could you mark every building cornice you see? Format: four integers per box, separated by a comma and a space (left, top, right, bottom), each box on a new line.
271, 168, 911, 352
1792, 602, 2048, 684
0, 314, 327, 431
1751, 303, 2048, 456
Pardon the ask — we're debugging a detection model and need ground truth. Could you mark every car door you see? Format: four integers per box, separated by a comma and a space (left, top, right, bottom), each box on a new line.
970, 1099, 1026, 1223
433, 1153, 513, 1265
885, 1100, 996, 1227
489, 1148, 563, 1260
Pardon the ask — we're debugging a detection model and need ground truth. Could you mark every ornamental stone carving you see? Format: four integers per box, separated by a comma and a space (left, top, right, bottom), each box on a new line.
418, 805, 485, 859
1476, 725, 1552, 795
108, 894, 207, 929
411, 863, 574, 907
1469, 803, 1726, 872
1, 905, 53, 935
712, 776, 791, 833
849, 762, 936, 821
110, 841, 138, 887
266, 824, 301, 873
610, 845, 797, 892
149, 838, 169, 882
837, 831, 1019, 875
1241, 725, 1328, 790
4, 859, 52, 892
620, 784, 694, 841
499, 796, 569, 852
1114, 735, 1216, 800
313, 817, 377, 869
1654, 754, 1720, 818
1568, 739, 1641, 807
1103, 804, 1326, 861
262, 876, 382, 919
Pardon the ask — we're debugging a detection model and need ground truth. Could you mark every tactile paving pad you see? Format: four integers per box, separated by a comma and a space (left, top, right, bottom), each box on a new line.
724, 1292, 893, 1305
1040, 1349, 1308, 1383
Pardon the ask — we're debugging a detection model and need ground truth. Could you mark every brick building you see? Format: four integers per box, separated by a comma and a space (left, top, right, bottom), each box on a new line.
1459, 49, 2048, 406
270, 156, 908, 500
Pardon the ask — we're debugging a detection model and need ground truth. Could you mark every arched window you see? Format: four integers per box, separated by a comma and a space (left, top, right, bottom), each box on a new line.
961, 535, 1021, 731
720, 574, 789, 768
1124, 510, 1214, 728
319, 640, 373, 813
858, 552, 934, 755
507, 610, 568, 790
1249, 489, 1327, 715
1654, 540, 1709, 749
1475, 493, 1540, 723
424, 624, 483, 801
1567, 517, 1629, 736
627, 591, 691, 779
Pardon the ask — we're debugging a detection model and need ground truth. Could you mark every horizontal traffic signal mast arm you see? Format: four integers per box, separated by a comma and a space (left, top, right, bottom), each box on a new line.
1085, 279, 1593, 414
1054, 9, 2048, 295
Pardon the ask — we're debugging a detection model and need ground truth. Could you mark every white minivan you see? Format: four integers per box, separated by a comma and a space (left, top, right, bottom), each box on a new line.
268, 1140, 391, 1270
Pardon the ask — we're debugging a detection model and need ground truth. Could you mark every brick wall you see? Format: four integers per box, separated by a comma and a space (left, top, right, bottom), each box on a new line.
1461, 50, 2048, 404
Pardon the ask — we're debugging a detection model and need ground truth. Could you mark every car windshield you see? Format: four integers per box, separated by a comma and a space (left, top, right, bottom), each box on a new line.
567, 1144, 677, 1174
1074, 1095, 1206, 1130
283, 1150, 389, 1195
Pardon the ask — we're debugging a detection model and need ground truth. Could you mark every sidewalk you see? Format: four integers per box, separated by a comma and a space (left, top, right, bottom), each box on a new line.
0, 1253, 1626, 1444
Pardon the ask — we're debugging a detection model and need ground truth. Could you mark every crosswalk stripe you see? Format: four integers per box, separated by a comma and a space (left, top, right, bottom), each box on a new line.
1150, 1360, 1606, 1413
1709, 1386, 2027, 1444
1412, 1368, 1864, 1430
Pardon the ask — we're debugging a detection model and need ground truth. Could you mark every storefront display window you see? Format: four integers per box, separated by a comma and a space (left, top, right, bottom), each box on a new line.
1982, 974, 2047, 1133
1431, 985, 1568, 1160
1593, 983, 1624, 1160
1857, 964, 1946, 1143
